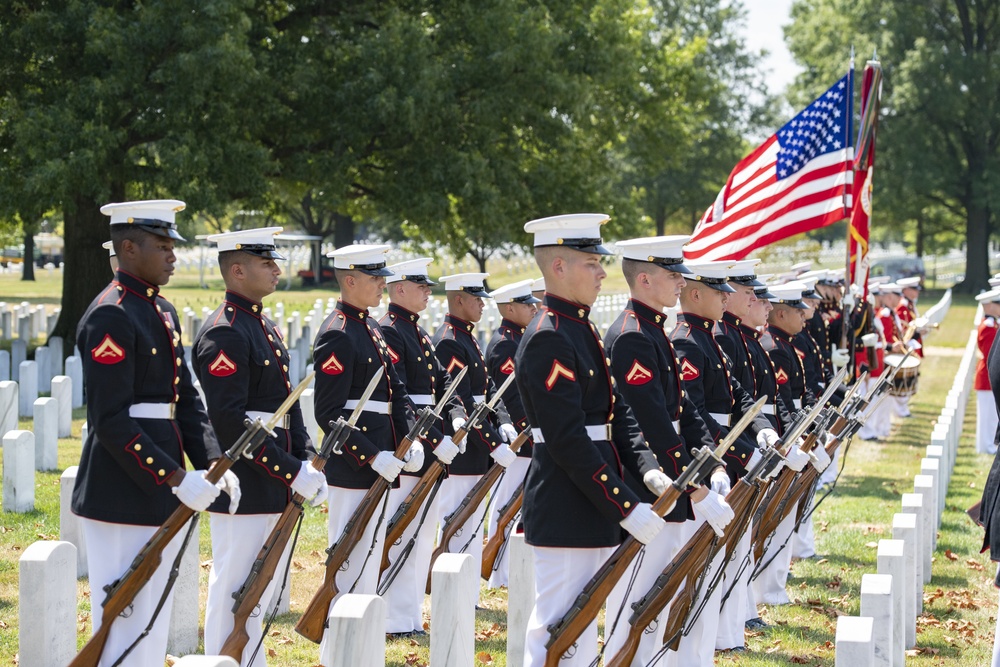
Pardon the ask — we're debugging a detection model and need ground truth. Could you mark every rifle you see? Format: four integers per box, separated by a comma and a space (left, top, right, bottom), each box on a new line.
218, 371, 381, 661
69, 373, 315, 667
378, 371, 515, 576
481, 484, 523, 580
608, 393, 823, 667
544, 397, 767, 667
428, 427, 531, 591
751, 366, 896, 573
750, 367, 850, 559
294, 368, 467, 643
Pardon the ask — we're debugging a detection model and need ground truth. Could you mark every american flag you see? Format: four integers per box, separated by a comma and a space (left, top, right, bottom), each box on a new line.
685, 73, 854, 260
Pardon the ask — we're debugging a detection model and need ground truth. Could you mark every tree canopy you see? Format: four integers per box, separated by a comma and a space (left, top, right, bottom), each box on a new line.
785, 0, 1000, 292
0, 0, 768, 335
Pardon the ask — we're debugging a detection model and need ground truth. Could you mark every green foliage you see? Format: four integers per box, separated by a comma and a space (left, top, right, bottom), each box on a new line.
785, 0, 1000, 290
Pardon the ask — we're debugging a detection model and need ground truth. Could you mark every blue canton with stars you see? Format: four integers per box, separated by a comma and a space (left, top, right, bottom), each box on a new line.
776, 73, 854, 180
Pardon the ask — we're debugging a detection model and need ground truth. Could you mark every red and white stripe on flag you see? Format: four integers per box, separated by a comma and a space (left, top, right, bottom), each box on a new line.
686, 73, 855, 261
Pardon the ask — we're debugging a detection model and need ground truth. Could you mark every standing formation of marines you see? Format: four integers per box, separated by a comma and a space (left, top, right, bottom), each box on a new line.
72, 201, 926, 666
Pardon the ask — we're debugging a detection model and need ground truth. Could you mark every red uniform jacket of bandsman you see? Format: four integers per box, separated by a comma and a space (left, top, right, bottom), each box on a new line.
976, 316, 997, 391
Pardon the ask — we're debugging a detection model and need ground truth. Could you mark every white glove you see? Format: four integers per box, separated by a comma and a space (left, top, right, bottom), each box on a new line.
619, 502, 664, 545
709, 468, 731, 496
402, 441, 424, 472
371, 451, 405, 483
907, 339, 922, 351
643, 469, 672, 496
433, 436, 460, 465
490, 442, 517, 468
452, 417, 468, 433
831, 347, 850, 369
693, 490, 735, 537
841, 292, 855, 310
499, 422, 518, 443
746, 449, 763, 472
756, 429, 780, 450
861, 333, 878, 347
172, 470, 221, 512
810, 445, 832, 473
291, 461, 327, 503
785, 445, 810, 472
215, 469, 242, 514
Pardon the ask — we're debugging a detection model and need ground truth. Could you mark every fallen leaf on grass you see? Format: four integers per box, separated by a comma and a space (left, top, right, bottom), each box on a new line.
966, 558, 985, 571
405, 652, 423, 666
864, 541, 879, 548
905, 647, 940, 656
944, 550, 959, 561
790, 657, 812, 664
816, 558, 829, 565
476, 652, 493, 663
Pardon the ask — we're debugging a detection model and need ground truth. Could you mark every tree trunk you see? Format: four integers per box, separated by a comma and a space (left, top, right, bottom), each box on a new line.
21, 231, 35, 281
333, 213, 355, 248
915, 215, 924, 258
954, 204, 991, 294
51, 193, 119, 341
655, 206, 666, 236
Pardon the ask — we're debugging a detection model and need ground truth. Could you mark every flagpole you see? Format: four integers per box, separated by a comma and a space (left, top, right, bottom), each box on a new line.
841, 50, 856, 356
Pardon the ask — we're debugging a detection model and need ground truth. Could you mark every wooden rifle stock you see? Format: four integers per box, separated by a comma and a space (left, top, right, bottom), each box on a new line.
543, 484, 685, 667
69, 418, 275, 667
606, 476, 761, 667
428, 430, 529, 590
481, 486, 523, 580
295, 431, 418, 643
379, 416, 482, 575
219, 420, 349, 661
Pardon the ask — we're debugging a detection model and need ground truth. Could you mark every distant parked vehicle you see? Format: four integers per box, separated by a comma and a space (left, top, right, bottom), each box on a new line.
869, 255, 926, 283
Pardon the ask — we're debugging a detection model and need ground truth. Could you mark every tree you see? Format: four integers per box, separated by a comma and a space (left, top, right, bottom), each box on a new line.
785, 0, 1000, 292
0, 0, 271, 339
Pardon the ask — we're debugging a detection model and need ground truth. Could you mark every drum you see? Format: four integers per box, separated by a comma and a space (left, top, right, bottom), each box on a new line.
884, 353, 921, 397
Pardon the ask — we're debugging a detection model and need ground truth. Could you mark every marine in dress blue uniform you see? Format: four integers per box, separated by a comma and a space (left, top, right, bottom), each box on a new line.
753, 281, 816, 607
73, 200, 226, 667
484, 278, 541, 588
311, 244, 418, 660
432, 273, 518, 578
377, 258, 466, 636
517, 214, 667, 667
602, 236, 734, 664
193, 227, 326, 666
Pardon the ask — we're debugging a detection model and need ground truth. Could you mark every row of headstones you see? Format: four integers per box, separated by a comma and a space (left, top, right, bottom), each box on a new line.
833, 325, 975, 666
16, 527, 485, 667
0, 335, 76, 388
1, 377, 76, 511
0, 301, 58, 342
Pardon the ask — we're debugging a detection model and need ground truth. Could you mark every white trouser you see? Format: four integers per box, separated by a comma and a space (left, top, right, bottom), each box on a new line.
486, 457, 531, 588
603, 520, 688, 666
716, 519, 754, 650
893, 394, 911, 418
992, 579, 1000, 667
379, 475, 442, 633
752, 511, 796, 605
524, 545, 615, 667
205, 513, 283, 667
791, 511, 816, 560
436, 474, 489, 578
858, 378, 892, 439
819, 446, 840, 486
978, 390, 999, 454
80, 516, 186, 667
319, 486, 388, 660
661, 516, 725, 667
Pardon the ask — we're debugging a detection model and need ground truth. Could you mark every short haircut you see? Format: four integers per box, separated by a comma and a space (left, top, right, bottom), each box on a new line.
334, 268, 361, 286
534, 246, 568, 274
621, 258, 645, 289
109, 226, 151, 254
217, 250, 255, 276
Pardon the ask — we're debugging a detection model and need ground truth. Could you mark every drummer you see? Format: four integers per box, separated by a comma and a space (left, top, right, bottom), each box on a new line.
976, 289, 1000, 455
857, 279, 892, 441
877, 283, 919, 419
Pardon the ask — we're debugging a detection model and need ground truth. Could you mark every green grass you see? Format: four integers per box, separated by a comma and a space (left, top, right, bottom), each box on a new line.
0, 286, 992, 665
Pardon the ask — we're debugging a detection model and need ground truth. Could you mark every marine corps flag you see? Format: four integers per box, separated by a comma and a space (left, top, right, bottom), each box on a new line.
847, 59, 883, 297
